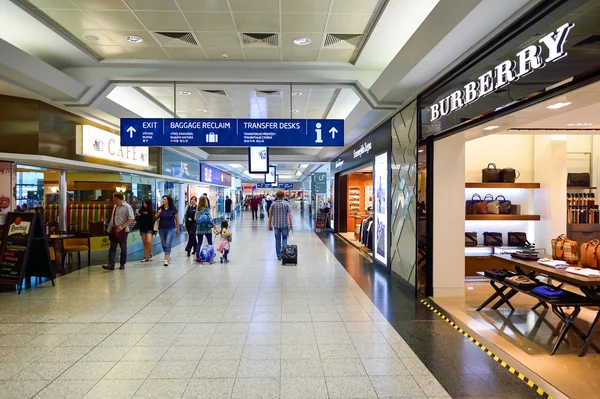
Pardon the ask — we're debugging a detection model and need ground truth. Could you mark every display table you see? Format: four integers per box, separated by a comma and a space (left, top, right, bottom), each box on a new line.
476, 254, 600, 356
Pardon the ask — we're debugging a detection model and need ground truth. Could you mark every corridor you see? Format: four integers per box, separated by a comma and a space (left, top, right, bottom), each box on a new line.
0, 209, 449, 399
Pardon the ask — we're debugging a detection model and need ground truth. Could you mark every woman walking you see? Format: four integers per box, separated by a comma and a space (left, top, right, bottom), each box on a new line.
137, 198, 154, 262
195, 195, 214, 261
155, 195, 179, 267
185, 196, 198, 257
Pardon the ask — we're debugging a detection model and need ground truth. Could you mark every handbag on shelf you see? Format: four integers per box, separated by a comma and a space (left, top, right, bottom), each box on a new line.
484, 269, 515, 280
496, 195, 512, 214
532, 285, 565, 298
501, 168, 520, 183
567, 173, 590, 187
465, 232, 478, 247
482, 163, 502, 182
551, 234, 579, 264
475, 194, 494, 214
580, 239, 600, 269
483, 232, 503, 247
465, 194, 481, 215
505, 275, 538, 290
507, 232, 531, 247
486, 199, 500, 214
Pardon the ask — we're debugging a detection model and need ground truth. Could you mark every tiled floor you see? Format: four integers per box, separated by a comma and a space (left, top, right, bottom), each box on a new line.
0, 210, 449, 399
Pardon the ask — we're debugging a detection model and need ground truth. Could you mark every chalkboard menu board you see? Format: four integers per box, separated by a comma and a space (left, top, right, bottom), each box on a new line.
0, 212, 54, 293
316, 214, 327, 229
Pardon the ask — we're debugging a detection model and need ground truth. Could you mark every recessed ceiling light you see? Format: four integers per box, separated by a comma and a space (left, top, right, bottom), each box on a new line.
124, 35, 144, 44
483, 125, 500, 131
546, 101, 571, 109
197, 108, 208, 112
82, 34, 100, 42
179, 91, 191, 96
290, 109, 299, 113
293, 37, 311, 46
292, 92, 302, 96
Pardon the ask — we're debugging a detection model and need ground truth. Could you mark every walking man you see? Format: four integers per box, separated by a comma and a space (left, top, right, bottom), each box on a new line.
250, 196, 259, 220
103, 191, 135, 270
268, 189, 293, 260
225, 196, 232, 220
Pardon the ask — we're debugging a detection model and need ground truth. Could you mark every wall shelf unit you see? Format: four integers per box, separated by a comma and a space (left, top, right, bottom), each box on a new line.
465, 182, 540, 189
466, 214, 541, 221
567, 186, 596, 190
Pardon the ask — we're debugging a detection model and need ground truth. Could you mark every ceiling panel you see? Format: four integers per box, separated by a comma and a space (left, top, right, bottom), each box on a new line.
70, 29, 118, 46
164, 47, 208, 60
21, 0, 382, 63
127, 46, 169, 59
135, 11, 189, 31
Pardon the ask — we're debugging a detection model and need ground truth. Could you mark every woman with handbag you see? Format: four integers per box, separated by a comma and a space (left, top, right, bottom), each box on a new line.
155, 195, 180, 267
137, 198, 154, 262
184, 196, 198, 257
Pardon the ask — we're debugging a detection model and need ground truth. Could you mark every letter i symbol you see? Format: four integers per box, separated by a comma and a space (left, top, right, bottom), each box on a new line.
315, 123, 323, 144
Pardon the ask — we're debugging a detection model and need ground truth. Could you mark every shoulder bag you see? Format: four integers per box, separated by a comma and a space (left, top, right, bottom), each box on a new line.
465, 232, 478, 247
496, 195, 512, 214
580, 239, 600, 269
483, 232, 503, 246
482, 163, 502, 182
567, 173, 590, 187
501, 168, 520, 183
507, 232, 531, 247
551, 234, 579, 264
466, 194, 481, 215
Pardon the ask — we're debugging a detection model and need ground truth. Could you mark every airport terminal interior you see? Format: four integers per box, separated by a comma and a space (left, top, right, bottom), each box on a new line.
1, 0, 600, 398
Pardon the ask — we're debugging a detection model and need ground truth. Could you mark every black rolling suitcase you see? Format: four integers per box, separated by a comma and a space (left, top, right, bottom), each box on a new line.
281, 230, 297, 266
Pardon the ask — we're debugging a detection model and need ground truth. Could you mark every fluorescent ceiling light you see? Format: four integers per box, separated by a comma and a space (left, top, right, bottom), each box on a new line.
300, 164, 309, 169
483, 125, 499, 131
292, 92, 302, 96
567, 123, 593, 126
228, 164, 244, 168
107, 87, 172, 118
546, 102, 571, 109
293, 37, 311, 45
124, 35, 143, 43
179, 91, 191, 96
295, 171, 302, 177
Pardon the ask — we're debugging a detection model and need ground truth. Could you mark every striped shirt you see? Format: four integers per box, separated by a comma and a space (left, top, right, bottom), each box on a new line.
269, 199, 291, 228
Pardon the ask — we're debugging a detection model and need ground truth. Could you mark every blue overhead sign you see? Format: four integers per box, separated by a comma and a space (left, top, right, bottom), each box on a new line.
200, 164, 232, 187
257, 183, 294, 189
120, 118, 344, 147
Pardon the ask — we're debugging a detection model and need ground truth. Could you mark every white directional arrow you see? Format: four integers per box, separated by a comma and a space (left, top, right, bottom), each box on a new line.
127, 126, 136, 138
329, 127, 338, 139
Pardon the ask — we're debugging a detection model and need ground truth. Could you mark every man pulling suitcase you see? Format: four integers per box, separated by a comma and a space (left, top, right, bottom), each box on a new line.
268, 189, 293, 262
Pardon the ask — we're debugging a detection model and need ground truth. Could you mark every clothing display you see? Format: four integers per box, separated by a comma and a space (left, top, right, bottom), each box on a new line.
504, 275, 538, 290
566, 267, 600, 277
359, 215, 374, 250
537, 258, 569, 268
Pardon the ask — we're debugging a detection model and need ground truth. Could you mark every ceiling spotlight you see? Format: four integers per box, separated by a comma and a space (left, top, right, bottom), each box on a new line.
124, 35, 144, 44
546, 101, 571, 110
179, 91, 191, 96
292, 92, 302, 96
83, 35, 100, 42
293, 37, 311, 46
483, 125, 500, 131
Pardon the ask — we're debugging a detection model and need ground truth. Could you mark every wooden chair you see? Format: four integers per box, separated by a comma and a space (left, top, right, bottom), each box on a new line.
61, 237, 90, 270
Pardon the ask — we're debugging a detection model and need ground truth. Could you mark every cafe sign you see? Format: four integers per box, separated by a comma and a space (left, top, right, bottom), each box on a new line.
430, 23, 574, 122
77, 125, 149, 167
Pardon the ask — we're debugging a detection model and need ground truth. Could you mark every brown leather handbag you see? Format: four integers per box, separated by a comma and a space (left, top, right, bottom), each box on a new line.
580, 239, 600, 269
551, 234, 579, 264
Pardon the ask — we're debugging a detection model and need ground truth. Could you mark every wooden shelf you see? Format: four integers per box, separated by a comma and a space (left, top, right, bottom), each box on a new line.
567, 186, 596, 190
465, 182, 540, 189
466, 214, 541, 221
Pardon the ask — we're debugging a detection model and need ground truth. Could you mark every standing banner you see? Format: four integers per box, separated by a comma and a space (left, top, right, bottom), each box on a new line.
374, 153, 388, 265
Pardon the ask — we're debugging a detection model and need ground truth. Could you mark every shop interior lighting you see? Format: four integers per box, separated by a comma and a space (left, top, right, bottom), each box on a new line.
124, 35, 144, 44
546, 101, 572, 109
567, 123, 593, 126
50, 186, 59, 193
483, 125, 500, 131
293, 37, 311, 45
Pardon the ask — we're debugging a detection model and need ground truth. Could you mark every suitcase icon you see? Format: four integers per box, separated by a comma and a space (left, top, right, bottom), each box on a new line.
206, 132, 218, 143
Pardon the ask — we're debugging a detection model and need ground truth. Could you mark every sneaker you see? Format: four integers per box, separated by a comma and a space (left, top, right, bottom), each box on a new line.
220, 257, 223, 264
224, 259, 229, 263
141, 257, 149, 263
102, 265, 114, 271
149, 254, 153, 260
164, 259, 169, 267
119, 264, 125, 270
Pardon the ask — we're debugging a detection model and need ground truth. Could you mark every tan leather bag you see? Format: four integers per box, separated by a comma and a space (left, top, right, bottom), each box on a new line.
580, 239, 600, 269
551, 234, 579, 264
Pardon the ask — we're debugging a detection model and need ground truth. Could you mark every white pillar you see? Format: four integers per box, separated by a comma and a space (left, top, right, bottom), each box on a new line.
58, 171, 67, 232
433, 132, 466, 297
534, 136, 567, 250
178, 183, 185, 228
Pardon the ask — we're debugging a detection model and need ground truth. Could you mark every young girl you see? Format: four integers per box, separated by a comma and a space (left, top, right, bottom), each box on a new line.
214, 220, 232, 263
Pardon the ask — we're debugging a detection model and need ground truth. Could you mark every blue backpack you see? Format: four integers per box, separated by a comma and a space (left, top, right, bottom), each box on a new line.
196, 210, 213, 230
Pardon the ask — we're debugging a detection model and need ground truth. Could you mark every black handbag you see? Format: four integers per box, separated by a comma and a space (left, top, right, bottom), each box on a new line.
507, 232, 532, 247
501, 168, 520, 183
465, 232, 477, 247
567, 173, 590, 187
466, 194, 481, 215
496, 195, 512, 214
483, 232, 503, 246
482, 163, 502, 182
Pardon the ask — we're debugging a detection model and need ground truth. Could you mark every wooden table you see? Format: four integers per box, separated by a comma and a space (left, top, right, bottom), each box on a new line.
476, 254, 600, 356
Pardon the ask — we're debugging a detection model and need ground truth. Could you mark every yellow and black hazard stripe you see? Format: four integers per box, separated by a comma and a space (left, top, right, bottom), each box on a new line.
420, 299, 553, 399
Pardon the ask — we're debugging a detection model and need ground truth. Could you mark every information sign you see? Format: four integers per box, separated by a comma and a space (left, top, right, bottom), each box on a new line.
121, 118, 344, 147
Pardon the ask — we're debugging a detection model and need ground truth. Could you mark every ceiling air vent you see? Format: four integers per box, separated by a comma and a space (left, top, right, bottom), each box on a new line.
324, 33, 364, 48
153, 32, 198, 47
255, 90, 281, 98
241, 33, 278, 47
201, 90, 228, 96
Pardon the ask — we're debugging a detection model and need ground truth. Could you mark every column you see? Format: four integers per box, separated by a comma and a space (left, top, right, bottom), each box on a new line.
178, 183, 185, 228
58, 171, 67, 232
432, 132, 466, 297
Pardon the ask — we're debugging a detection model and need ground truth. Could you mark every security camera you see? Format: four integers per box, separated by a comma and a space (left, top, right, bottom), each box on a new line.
221, 52, 228, 59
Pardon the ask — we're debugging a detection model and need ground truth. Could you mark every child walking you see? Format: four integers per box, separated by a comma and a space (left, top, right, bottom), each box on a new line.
215, 220, 232, 263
